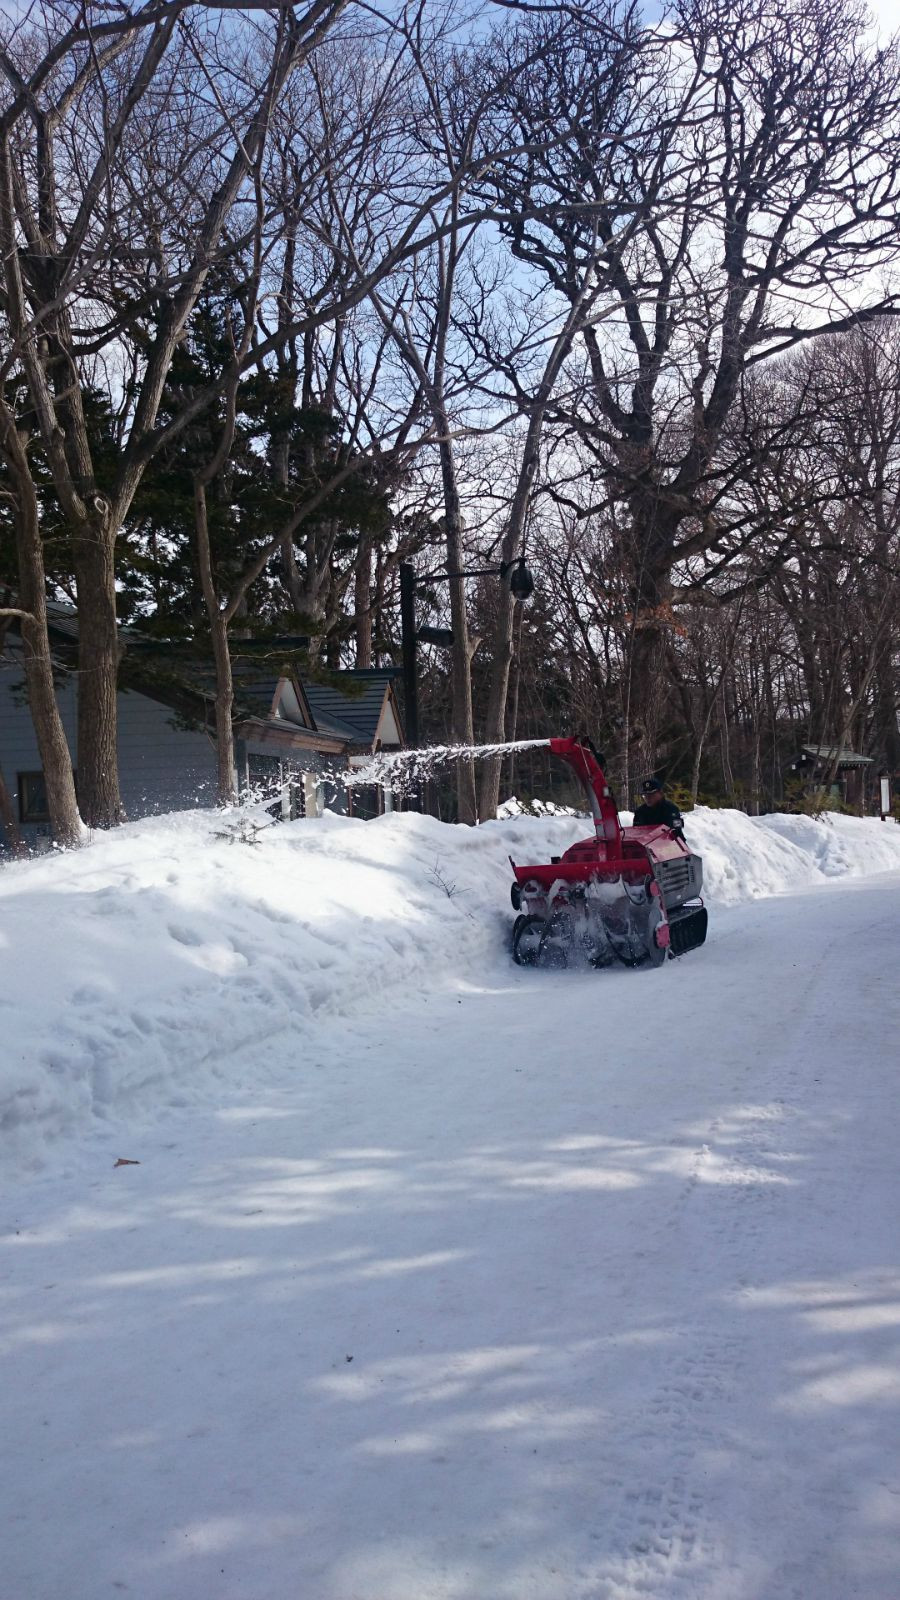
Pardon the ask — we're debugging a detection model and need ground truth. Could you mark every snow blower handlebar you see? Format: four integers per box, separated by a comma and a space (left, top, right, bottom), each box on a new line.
548, 737, 624, 855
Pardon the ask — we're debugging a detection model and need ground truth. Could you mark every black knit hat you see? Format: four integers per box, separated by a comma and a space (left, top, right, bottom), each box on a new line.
641, 776, 663, 794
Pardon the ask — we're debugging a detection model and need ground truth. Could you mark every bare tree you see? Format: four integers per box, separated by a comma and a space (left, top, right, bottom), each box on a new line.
2, 0, 561, 833
321, 22, 506, 820
0, 0, 349, 828
0, 396, 82, 845
487, 0, 900, 775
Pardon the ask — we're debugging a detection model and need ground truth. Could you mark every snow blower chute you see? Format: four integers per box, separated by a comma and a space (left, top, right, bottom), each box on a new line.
509, 738, 708, 969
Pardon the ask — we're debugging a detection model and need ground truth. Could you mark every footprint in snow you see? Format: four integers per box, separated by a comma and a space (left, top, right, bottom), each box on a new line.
71, 983, 109, 1006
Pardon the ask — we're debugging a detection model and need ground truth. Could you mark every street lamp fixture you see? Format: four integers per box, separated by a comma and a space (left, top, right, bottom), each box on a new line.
505, 556, 534, 602
399, 555, 535, 752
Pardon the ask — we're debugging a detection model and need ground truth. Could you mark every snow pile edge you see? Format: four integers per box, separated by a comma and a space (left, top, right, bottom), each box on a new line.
2, 804, 899, 1171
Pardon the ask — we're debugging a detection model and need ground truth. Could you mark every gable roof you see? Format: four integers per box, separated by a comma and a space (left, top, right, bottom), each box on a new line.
0, 599, 144, 658
177, 660, 402, 751
304, 670, 401, 750
797, 745, 873, 768
48, 600, 147, 649
227, 669, 314, 730
2, 601, 403, 756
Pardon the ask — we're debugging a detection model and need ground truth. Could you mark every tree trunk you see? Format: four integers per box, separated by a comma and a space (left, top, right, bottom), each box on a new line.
0, 408, 84, 849
874, 645, 900, 772
437, 421, 477, 824
505, 611, 524, 800
0, 762, 27, 856
821, 641, 885, 800
194, 481, 237, 805
750, 715, 762, 815
477, 424, 541, 820
355, 536, 373, 668
621, 501, 676, 785
477, 321, 577, 820
626, 595, 670, 782
210, 614, 237, 804
719, 677, 735, 800
691, 606, 744, 805
23, 612, 86, 849
689, 736, 704, 808
72, 519, 124, 828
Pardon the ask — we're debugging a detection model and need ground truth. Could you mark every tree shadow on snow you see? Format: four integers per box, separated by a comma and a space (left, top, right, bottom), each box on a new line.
1, 1031, 898, 1599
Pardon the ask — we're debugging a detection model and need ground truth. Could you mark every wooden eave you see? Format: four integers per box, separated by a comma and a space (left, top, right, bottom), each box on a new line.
234, 716, 348, 758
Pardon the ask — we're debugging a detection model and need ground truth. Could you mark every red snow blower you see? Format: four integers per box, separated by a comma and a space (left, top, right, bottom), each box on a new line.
509, 737, 708, 969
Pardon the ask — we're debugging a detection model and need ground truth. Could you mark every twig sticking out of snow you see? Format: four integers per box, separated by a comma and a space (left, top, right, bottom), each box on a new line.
427, 858, 461, 899
212, 817, 268, 846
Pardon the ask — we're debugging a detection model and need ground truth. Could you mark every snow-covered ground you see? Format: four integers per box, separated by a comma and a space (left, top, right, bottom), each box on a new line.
2, 806, 900, 1598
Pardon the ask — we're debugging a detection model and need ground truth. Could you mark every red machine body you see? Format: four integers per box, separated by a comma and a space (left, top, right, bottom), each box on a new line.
509, 737, 707, 968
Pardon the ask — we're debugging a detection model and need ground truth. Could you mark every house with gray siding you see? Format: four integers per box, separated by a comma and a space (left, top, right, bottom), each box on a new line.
0, 605, 403, 852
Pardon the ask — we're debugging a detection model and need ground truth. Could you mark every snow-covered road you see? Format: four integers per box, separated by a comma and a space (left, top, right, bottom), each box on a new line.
2, 873, 899, 1600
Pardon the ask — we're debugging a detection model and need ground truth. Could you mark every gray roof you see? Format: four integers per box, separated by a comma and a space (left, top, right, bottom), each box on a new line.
230, 677, 282, 718
304, 672, 398, 749
44, 601, 81, 642
799, 745, 873, 767
45, 600, 148, 645
145, 659, 285, 718
11, 601, 401, 751
132, 654, 400, 751
309, 704, 370, 742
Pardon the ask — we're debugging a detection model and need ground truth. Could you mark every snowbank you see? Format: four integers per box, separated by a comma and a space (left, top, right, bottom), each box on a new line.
683, 805, 900, 904
2, 803, 899, 1170
495, 797, 900, 903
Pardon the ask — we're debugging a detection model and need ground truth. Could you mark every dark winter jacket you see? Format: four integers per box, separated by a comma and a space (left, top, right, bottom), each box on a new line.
632, 796, 683, 829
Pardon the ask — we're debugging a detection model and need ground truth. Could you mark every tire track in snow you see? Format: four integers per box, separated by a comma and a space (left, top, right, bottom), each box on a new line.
596, 913, 848, 1597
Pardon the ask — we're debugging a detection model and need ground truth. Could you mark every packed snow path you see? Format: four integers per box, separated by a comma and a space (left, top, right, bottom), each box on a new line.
2, 874, 899, 1600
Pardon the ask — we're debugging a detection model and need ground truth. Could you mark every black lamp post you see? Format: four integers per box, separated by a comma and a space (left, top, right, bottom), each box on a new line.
399, 556, 535, 751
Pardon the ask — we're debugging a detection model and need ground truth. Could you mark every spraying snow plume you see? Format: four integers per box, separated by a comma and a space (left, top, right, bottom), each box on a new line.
345, 739, 552, 793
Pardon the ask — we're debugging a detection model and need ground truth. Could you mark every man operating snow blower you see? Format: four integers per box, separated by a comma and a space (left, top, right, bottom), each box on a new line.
632, 776, 683, 831
508, 739, 707, 969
